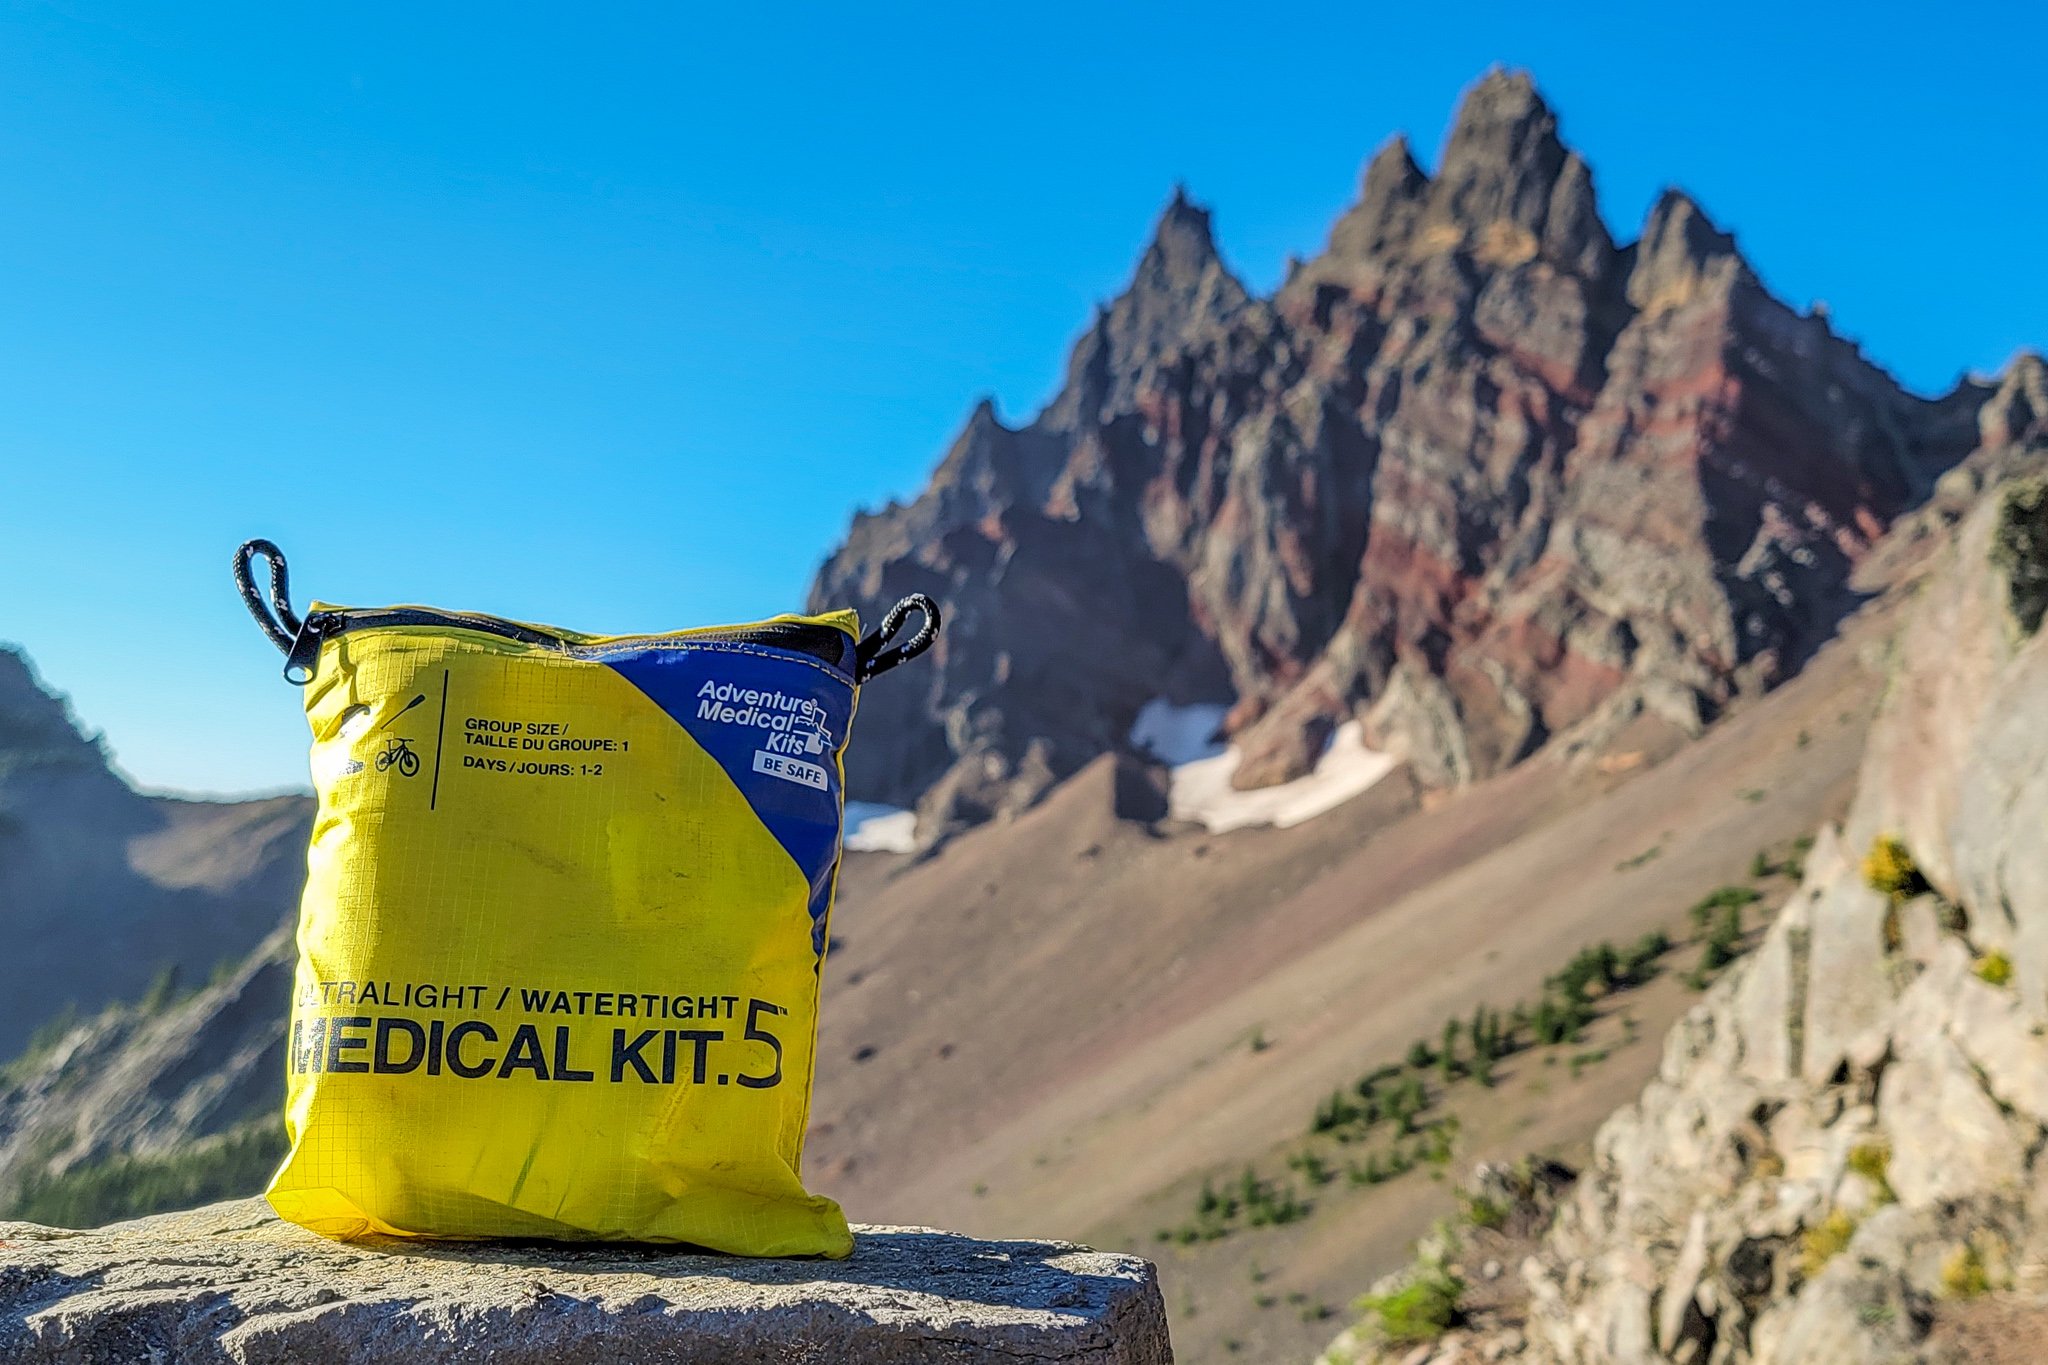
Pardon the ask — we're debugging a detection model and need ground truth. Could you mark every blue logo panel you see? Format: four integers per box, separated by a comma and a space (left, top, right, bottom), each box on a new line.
597, 644, 853, 957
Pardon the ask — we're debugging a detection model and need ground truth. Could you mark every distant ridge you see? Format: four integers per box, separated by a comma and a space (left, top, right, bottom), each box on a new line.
0, 644, 307, 1059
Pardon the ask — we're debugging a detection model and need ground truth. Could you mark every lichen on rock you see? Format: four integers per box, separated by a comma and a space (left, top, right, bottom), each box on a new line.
1990, 474, 2047, 635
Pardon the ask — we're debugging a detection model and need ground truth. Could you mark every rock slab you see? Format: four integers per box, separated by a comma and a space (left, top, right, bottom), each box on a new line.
0, 1198, 1173, 1364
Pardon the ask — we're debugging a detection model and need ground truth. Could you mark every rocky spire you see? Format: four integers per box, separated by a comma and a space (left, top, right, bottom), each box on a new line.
1133, 185, 1224, 292
1042, 187, 1250, 431
1979, 350, 2048, 450
1327, 134, 1430, 260
1625, 187, 1750, 312
1542, 150, 1615, 279
924, 395, 1055, 522
1326, 69, 1615, 278
1116, 186, 1248, 340
1426, 68, 1573, 242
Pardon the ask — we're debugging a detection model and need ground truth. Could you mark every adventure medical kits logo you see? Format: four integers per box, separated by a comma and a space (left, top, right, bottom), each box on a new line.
694, 679, 832, 791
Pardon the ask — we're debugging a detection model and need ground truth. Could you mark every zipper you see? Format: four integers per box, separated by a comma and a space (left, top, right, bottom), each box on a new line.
283, 606, 851, 684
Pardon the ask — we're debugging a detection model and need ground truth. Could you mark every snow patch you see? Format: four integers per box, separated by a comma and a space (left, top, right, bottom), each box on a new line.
844, 801, 918, 854
1130, 700, 1397, 834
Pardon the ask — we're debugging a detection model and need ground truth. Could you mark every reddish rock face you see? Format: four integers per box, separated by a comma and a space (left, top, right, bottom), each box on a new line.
811, 69, 1995, 839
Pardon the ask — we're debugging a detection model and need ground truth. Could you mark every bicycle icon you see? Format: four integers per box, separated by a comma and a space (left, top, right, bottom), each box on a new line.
375, 736, 421, 778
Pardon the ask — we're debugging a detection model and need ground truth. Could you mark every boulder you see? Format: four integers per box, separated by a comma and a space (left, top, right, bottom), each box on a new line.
1729, 892, 1807, 1083
1878, 1030, 2030, 1210
1797, 862, 1895, 1088
1948, 590, 2048, 1013
0, 1199, 1173, 1364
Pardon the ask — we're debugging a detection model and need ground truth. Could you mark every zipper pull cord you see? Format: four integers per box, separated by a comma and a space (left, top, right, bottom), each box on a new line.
233, 539, 327, 685
855, 594, 941, 682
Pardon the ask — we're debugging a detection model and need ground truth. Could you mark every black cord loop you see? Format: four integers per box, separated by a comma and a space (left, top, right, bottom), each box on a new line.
234, 539, 303, 655
855, 594, 941, 682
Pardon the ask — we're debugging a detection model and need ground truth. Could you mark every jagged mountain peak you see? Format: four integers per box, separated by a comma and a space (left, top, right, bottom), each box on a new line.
1461, 64, 1547, 115
1321, 70, 1615, 278
1626, 186, 1750, 311
1153, 181, 1212, 243
1364, 131, 1419, 179
1129, 184, 1225, 282
1434, 68, 1561, 192
1118, 186, 1241, 325
915, 392, 1056, 526
1041, 186, 1250, 432
812, 71, 2012, 841
1326, 135, 1430, 262
1424, 67, 1585, 253
824, 186, 1258, 586
964, 393, 1004, 431
1541, 147, 1613, 277
929, 394, 1011, 480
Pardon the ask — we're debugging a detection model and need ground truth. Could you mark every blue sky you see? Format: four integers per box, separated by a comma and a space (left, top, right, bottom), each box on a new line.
1, 0, 2041, 796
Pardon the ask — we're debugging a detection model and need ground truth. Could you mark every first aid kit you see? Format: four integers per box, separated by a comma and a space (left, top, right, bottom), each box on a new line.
233, 539, 937, 1257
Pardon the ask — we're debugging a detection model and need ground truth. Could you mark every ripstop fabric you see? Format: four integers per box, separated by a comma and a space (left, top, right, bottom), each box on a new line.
262, 601, 881, 1257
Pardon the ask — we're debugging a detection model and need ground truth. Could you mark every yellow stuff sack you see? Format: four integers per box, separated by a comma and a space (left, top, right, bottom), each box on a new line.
233, 540, 937, 1257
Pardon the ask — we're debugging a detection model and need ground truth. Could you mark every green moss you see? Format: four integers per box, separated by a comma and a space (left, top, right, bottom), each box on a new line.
1846, 1142, 1895, 1205
1940, 1243, 1993, 1300
1800, 1209, 1859, 1279
1863, 836, 1929, 900
1357, 1264, 1463, 1344
1460, 1193, 1507, 1230
1975, 950, 2015, 987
